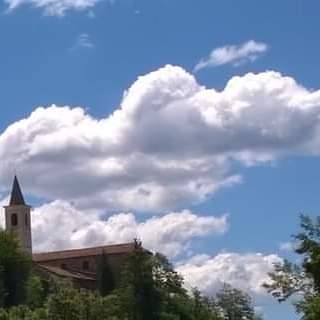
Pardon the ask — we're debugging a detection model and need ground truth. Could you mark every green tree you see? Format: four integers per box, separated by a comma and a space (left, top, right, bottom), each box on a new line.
76, 289, 105, 320
264, 214, 320, 320
0, 305, 48, 320
46, 281, 114, 320
190, 288, 219, 320
212, 284, 262, 320
0, 230, 31, 307
153, 253, 185, 295
0, 266, 5, 308
97, 252, 115, 297
152, 253, 187, 318
46, 282, 81, 320
0, 308, 8, 320
100, 293, 122, 319
118, 247, 161, 320
118, 248, 221, 320
26, 275, 46, 309
163, 293, 194, 320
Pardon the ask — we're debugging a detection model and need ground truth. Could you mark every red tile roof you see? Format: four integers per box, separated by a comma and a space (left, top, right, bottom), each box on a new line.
33, 242, 136, 262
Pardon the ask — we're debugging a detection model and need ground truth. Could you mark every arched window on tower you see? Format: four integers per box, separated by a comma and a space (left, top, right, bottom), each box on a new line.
11, 213, 18, 226
25, 213, 29, 227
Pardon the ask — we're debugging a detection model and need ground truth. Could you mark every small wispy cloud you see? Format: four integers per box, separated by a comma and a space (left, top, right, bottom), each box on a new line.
4, 0, 100, 16
87, 10, 95, 18
70, 33, 94, 51
279, 241, 295, 252
194, 40, 268, 72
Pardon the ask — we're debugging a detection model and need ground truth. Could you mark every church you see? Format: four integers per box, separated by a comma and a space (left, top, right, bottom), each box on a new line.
3, 175, 140, 289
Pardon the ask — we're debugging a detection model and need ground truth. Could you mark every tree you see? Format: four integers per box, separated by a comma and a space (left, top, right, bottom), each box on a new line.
152, 252, 189, 318
0, 230, 31, 307
26, 275, 46, 309
153, 253, 186, 296
0, 305, 48, 320
264, 214, 320, 319
118, 249, 222, 320
0, 267, 5, 308
100, 293, 123, 319
190, 288, 219, 320
46, 281, 81, 320
212, 284, 262, 320
118, 247, 161, 320
47, 281, 118, 320
96, 251, 115, 297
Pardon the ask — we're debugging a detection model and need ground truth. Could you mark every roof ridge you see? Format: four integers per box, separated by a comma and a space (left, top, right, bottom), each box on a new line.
33, 242, 135, 256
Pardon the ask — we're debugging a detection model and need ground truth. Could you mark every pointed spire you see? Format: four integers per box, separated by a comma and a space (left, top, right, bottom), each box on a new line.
9, 175, 26, 206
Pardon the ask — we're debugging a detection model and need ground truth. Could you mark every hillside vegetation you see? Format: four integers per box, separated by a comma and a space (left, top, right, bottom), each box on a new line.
0, 230, 263, 320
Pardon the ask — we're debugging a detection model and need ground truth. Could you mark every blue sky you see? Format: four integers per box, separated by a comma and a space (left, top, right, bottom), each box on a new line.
0, 0, 320, 319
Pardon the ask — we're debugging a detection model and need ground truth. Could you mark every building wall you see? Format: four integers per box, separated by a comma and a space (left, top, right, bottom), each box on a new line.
34, 264, 97, 291
39, 252, 129, 284
4, 205, 32, 254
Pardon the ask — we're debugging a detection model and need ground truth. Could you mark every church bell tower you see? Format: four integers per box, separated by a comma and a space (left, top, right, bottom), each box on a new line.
3, 176, 32, 254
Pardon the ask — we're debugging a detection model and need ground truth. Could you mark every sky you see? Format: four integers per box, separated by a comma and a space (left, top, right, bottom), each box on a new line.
0, 0, 319, 319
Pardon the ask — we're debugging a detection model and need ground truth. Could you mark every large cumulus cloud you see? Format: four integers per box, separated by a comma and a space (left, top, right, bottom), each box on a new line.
0, 65, 320, 212
0, 200, 227, 257
177, 252, 282, 298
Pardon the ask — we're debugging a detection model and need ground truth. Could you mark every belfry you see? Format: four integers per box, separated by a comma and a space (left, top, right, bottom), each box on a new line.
3, 175, 32, 254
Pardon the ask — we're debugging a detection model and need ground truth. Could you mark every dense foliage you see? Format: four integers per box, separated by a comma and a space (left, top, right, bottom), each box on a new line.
96, 251, 115, 297
0, 229, 263, 320
212, 284, 263, 320
0, 231, 31, 308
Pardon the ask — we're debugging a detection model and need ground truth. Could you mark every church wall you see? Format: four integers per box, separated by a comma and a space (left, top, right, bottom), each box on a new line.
39, 252, 129, 284
33, 264, 97, 291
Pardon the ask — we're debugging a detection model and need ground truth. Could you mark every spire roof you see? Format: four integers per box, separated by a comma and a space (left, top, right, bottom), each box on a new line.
9, 175, 26, 206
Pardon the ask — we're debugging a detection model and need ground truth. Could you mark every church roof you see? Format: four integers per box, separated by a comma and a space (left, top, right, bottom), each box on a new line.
33, 242, 137, 262
9, 175, 26, 206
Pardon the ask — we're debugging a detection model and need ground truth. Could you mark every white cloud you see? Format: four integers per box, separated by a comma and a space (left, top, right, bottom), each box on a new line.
70, 33, 94, 50
87, 10, 95, 18
194, 40, 268, 71
0, 66, 320, 212
279, 241, 295, 252
177, 252, 282, 298
137, 210, 228, 257
4, 0, 100, 16
29, 200, 228, 257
